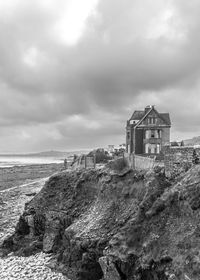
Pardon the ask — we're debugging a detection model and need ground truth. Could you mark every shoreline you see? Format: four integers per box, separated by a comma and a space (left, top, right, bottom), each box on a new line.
0, 177, 49, 193
0, 163, 64, 242
0, 173, 51, 243
0, 163, 63, 192
0, 164, 69, 280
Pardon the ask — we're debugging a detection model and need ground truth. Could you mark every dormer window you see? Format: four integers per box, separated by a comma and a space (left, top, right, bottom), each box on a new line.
130, 120, 139, 125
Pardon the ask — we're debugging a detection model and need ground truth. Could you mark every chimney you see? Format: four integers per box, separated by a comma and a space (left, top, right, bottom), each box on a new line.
145, 105, 152, 114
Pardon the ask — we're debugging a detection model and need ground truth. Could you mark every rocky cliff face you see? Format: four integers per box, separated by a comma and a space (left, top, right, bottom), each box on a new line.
2, 164, 200, 280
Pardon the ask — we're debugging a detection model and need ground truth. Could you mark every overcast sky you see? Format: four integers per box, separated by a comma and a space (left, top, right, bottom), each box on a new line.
0, 0, 199, 152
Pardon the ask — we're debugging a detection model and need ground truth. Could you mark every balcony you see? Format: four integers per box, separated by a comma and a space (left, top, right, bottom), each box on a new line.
143, 138, 162, 145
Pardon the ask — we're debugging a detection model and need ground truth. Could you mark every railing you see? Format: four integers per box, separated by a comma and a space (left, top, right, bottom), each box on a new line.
143, 138, 161, 144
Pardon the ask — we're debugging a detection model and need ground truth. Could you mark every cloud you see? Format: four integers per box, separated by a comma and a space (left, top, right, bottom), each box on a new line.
0, 0, 199, 151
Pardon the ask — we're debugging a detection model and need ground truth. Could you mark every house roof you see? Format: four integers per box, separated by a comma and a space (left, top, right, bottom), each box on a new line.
130, 110, 145, 120
160, 113, 171, 125
129, 108, 171, 126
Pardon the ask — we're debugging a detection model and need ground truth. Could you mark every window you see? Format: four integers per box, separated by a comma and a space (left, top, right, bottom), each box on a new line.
146, 130, 159, 138
156, 144, 160, 154
151, 131, 155, 138
130, 120, 139, 125
146, 130, 160, 139
152, 117, 156, 124
127, 132, 130, 139
145, 144, 161, 154
148, 117, 157, 124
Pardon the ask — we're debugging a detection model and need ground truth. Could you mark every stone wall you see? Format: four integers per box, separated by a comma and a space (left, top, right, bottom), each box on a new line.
164, 145, 200, 177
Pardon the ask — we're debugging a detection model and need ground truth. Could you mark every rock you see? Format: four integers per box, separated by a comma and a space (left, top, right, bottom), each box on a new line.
25, 192, 37, 196
43, 218, 61, 253
15, 216, 30, 236
99, 256, 121, 280
0, 252, 68, 280
3, 165, 200, 279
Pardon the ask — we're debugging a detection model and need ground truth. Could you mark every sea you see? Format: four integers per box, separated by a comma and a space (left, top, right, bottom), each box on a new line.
0, 156, 66, 168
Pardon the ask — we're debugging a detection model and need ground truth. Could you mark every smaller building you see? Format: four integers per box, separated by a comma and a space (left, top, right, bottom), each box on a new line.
107, 144, 126, 156
108, 145, 115, 153
126, 105, 171, 155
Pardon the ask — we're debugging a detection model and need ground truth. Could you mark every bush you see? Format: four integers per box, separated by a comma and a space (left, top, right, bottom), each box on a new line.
192, 149, 200, 164
171, 141, 179, 147
112, 158, 128, 172
87, 148, 112, 164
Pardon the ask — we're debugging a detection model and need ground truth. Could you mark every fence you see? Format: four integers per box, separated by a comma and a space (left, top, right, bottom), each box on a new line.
85, 156, 96, 169
124, 153, 155, 171
71, 153, 154, 171
72, 155, 96, 170
135, 155, 155, 170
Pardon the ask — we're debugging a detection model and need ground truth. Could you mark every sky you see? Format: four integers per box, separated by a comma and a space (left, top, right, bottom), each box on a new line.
0, 0, 199, 153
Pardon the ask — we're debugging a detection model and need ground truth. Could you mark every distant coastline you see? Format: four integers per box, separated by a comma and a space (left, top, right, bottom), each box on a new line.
0, 150, 92, 168
0, 149, 90, 158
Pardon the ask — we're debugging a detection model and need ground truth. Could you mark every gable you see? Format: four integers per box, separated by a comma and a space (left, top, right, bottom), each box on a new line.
128, 106, 171, 128
138, 108, 169, 126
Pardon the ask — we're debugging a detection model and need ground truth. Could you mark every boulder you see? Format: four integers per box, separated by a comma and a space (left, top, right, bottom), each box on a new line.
99, 256, 121, 280
43, 218, 61, 253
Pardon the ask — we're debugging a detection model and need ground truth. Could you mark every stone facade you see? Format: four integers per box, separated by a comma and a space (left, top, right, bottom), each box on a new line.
163, 145, 200, 177
126, 105, 171, 156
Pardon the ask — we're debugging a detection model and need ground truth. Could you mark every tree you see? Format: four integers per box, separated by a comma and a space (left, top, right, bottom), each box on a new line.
87, 148, 112, 163
180, 140, 184, 146
192, 149, 199, 164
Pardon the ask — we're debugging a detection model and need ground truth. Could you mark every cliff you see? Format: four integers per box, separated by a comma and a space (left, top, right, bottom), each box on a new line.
2, 164, 200, 280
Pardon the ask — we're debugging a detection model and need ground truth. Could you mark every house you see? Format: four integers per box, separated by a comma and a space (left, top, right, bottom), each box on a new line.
126, 105, 171, 155
107, 145, 115, 153
107, 144, 126, 156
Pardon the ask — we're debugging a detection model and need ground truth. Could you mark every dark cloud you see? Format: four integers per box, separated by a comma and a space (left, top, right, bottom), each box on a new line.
0, 0, 199, 152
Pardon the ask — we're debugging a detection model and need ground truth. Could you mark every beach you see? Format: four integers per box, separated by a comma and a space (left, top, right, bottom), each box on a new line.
0, 163, 69, 280
0, 163, 63, 191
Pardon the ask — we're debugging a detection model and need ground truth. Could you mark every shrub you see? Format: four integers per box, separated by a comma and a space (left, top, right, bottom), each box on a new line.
112, 158, 128, 172
87, 148, 112, 164
180, 140, 184, 146
192, 149, 200, 164
171, 141, 179, 147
